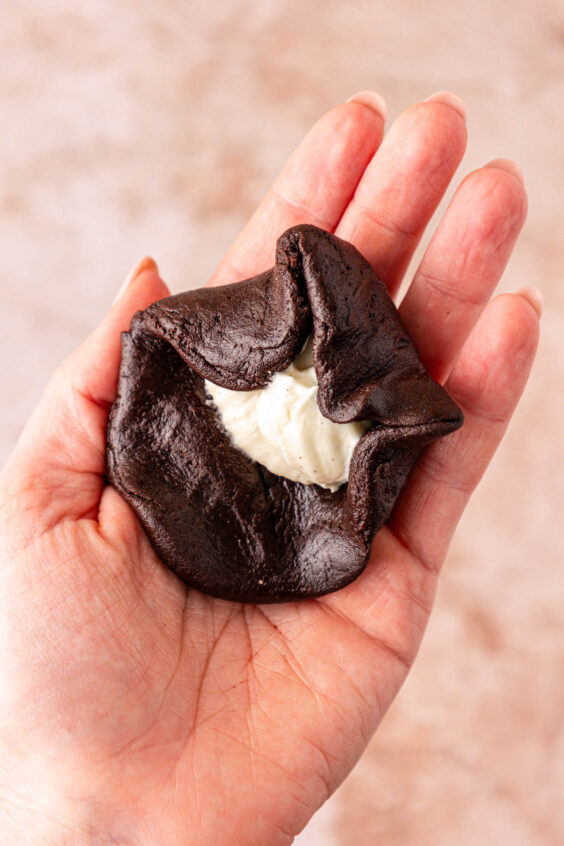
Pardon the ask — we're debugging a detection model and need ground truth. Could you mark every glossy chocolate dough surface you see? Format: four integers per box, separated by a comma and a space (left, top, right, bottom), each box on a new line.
106, 225, 463, 603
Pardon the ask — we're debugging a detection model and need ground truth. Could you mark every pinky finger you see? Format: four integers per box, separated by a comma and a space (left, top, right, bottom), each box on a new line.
388, 291, 541, 574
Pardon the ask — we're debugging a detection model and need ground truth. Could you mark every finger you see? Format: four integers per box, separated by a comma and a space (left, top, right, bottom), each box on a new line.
399, 160, 527, 382
2, 261, 169, 526
208, 92, 387, 286
65, 258, 169, 409
335, 91, 467, 295
387, 291, 541, 574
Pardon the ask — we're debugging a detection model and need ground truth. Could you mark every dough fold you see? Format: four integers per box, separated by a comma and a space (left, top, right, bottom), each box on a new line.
106, 225, 463, 603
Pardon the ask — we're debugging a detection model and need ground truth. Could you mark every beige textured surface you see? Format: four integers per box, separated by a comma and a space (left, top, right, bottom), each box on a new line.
1, 2, 563, 844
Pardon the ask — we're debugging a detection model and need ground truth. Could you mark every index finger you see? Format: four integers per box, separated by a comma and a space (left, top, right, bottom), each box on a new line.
208, 93, 386, 286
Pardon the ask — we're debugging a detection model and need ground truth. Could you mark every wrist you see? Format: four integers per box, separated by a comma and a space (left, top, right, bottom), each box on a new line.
0, 786, 139, 846
0, 738, 134, 845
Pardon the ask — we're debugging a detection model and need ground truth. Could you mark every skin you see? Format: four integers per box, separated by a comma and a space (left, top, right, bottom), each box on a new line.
0, 91, 540, 845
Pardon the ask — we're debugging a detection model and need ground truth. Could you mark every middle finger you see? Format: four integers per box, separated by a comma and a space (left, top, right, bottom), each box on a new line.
335, 92, 467, 296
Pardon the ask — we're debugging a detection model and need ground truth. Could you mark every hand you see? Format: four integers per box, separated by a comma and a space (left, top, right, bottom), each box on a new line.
0, 91, 539, 845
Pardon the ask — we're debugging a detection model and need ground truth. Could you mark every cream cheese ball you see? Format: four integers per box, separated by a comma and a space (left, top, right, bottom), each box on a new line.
205, 338, 370, 491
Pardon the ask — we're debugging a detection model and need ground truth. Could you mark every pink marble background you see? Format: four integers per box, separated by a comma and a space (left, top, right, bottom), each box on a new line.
1, 1, 562, 843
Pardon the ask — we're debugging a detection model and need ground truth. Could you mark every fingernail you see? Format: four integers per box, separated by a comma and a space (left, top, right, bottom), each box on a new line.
346, 90, 387, 120
424, 90, 467, 121
484, 157, 525, 185
113, 256, 158, 304
516, 285, 543, 319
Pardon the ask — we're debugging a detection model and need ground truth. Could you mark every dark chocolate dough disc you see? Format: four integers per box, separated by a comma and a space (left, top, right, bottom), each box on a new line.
106, 225, 463, 603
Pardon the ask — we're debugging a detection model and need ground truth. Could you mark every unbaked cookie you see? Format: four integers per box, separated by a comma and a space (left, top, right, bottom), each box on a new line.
106, 225, 463, 603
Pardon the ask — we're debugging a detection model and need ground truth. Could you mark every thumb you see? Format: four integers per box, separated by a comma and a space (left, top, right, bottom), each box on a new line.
1, 259, 170, 531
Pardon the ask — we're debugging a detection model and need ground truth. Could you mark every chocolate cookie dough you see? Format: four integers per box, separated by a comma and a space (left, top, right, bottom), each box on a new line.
106, 225, 463, 603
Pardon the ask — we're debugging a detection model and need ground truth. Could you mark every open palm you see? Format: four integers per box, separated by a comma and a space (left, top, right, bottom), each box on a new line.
0, 92, 539, 845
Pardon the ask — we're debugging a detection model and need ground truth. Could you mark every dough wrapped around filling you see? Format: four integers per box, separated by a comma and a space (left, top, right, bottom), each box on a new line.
106, 225, 463, 603
204, 334, 371, 493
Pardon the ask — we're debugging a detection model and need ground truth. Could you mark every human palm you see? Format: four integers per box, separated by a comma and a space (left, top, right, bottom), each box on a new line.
0, 91, 539, 845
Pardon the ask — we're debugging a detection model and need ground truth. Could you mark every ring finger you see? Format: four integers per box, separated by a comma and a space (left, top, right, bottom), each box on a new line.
399, 159, 528, 382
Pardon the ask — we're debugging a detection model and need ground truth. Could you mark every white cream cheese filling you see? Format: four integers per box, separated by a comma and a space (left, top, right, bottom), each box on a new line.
205, 338, 370, 491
